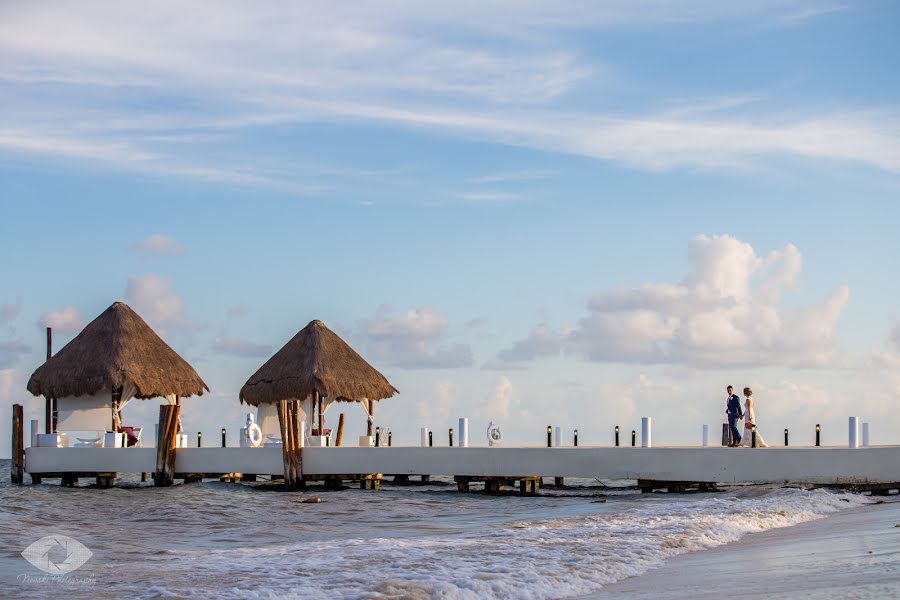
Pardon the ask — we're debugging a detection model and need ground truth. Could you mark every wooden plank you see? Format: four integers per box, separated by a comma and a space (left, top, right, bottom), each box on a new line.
11, 404, 23, 485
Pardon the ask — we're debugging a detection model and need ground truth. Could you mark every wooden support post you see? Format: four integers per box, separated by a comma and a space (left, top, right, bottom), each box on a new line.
95, 474, 116, 488
554, 477, 564, 487
335, 413, 345, 447
153, 404, 179, 487
360, 475, 381, 490
141, 472, 147, 483
61, 475, 79, 487
722, 423, 730, 446
11, 404, 24, 485
455, 476, 470, 492
278, 399, 304, 490
420, 475, 430, 483
45, 328, 53, 434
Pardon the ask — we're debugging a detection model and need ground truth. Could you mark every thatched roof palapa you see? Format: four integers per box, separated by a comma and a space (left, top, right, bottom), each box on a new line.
240, 319, 398, 406
27, 302, 208, 399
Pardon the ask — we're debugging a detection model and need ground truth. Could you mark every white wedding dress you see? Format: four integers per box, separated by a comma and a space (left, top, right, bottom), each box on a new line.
740, 397, 768, 447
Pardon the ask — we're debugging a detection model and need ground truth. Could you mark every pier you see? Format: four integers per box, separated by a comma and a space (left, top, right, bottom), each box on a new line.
19, 445, 900, 493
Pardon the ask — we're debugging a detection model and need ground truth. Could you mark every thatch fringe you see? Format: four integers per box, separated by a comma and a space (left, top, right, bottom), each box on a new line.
240, 319, 397, 406
27, 302, 208, 399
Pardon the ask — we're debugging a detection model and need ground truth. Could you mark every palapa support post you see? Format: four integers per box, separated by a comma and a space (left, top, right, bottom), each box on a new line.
45, 327, 53, 434
278, 399, 304, 490
722, 423, 730, 446
11, 404, 24, 485
154, 404, 180, 487
336, 413, 345, 447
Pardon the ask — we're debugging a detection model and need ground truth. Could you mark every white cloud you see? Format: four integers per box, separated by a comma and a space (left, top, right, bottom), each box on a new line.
868, 323, 900, 370
37, 306, 86, 335
124, 274, 191, 336
498, 235, 849, 368
0, 1, 896, 193
475, 375, 517, 421
132, 233, 185, 256
210, 335, 272, 358
361, 306, 474, 369
415, 380, 458, 427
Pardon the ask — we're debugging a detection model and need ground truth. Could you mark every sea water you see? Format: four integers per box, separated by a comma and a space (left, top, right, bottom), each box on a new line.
0, 463, 870, 599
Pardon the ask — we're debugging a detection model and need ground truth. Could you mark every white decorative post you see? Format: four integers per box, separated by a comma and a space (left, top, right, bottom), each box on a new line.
848, 416, 859, 449
554, 426, 562, 448
420, 427, 429, 447
458, 418, 469, 448
641, 417, 652, 448
299, 421, 306, 447
30, 419, 39, 448
862, 422, 870, 447
702, 424, 709, 447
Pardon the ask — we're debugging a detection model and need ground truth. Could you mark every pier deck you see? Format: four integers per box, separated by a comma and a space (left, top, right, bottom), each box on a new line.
22, 445, 900, 488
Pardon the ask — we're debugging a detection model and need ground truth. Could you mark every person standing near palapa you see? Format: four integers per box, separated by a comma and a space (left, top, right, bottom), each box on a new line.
725, 385, 743, 446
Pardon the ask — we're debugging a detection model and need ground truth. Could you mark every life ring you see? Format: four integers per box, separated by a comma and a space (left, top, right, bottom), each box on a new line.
487, 422, 503, 447
247, 423, 263, 447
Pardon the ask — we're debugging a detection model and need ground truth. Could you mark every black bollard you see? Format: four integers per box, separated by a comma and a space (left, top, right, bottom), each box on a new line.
751, 427, 757, 448
574, 429, 578, 447
547, 425, 552, 448
221, 428, 226, 448
631, 430, 636, 447
449, 428, 454, 447
429, 431, 433, 447
815, 424, 821, 447
197, 432, 202, 448
375, 427, 381, 447
615, 425, 620, 447
388, 431, 392, 447
784, 428, 789, 446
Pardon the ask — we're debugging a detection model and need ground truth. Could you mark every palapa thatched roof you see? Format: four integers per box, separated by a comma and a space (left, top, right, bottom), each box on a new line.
27, 301, 208, 399
239, 319, 398, 406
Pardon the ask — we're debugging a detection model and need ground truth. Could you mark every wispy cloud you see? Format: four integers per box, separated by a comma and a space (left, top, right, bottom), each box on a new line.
0, 0, 895, 194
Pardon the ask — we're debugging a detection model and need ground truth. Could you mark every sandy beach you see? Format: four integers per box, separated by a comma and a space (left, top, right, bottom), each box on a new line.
586, 498, 900, 599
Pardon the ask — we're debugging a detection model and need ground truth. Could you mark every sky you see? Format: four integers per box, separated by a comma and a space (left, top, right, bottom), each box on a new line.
2, 1, 900, 454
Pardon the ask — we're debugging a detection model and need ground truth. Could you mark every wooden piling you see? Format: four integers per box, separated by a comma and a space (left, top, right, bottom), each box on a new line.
153, 404, 179, 487
335, 413, 345, 447
11, 404, 24, 485
278, 399, 304, 490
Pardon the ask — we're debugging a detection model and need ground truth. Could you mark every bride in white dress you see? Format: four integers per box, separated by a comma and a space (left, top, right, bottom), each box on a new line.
740, 387, 768, 447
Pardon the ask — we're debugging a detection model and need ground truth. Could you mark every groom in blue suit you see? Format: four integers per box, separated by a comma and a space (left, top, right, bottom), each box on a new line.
726, 385, 744, 446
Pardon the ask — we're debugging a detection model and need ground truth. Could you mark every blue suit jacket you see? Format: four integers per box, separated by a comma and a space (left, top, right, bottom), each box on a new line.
727, 394, 743, 417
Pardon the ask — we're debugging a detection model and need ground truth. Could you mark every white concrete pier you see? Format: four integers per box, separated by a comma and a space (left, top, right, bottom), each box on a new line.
24, 445, 900, 486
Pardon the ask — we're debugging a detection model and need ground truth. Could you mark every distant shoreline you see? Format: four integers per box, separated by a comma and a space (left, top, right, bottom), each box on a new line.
583, 498, 900, 599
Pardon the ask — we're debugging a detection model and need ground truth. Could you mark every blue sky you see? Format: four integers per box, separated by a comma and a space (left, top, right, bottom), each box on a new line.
2, 1, 900, 451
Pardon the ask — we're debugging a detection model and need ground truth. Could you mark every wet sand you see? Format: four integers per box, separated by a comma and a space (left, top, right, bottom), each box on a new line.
586, 498, 900, 599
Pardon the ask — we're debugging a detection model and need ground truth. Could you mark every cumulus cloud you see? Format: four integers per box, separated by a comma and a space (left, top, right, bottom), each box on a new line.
868, 323, 900, 369
361, 306, 474, 369
37, 306, 85, 335
475, 376, 517, 421
498, 235, 849, 368
132, 234, 185, 256
210, 335, 272, 358
124, 274, 192, 336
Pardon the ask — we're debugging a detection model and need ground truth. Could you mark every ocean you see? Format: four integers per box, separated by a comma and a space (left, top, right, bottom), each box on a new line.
0, 462, 870, 599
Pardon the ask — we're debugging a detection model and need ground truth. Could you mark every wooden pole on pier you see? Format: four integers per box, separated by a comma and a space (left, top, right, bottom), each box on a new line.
11, 404, 24, 485
335, 413, 345, 447
278, 399, 304, 490
154, 404, 179, 486
44, 327, 54, 434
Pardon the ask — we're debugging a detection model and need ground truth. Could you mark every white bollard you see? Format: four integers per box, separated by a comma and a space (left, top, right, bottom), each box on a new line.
30, 419, 39, 448
849, 416, 859, 449
420, 427, 430, 447
641, 417, 652, 448
554, 426, 562, 448
458, 418, 469, 448
299, 421, 306, 447
862, 422, 870, 447
702, 424, 709, 447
